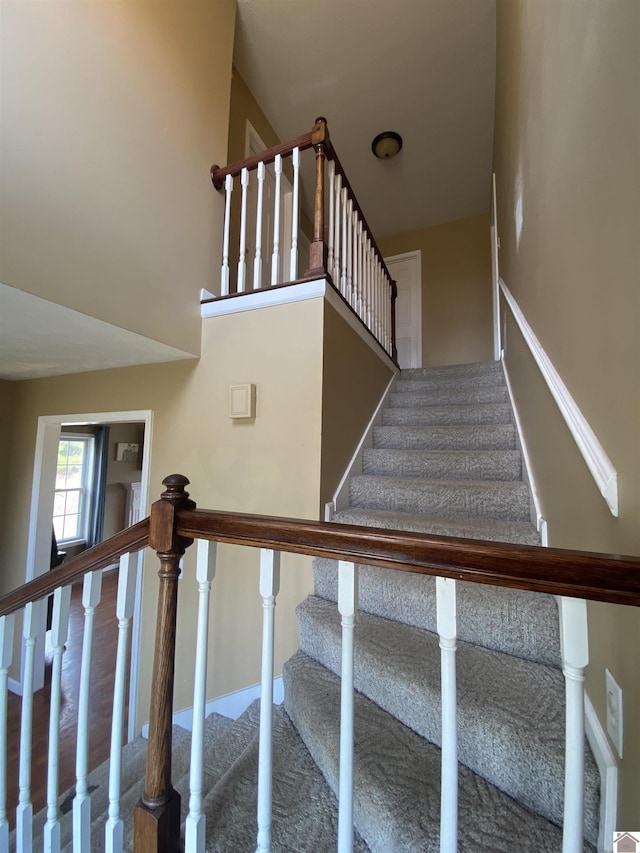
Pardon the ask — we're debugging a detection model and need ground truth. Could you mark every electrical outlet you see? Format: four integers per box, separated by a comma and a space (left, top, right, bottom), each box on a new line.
605, 668, 623, 758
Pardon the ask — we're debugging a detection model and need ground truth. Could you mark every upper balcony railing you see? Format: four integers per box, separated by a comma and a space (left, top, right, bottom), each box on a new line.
209, 118, 398, 363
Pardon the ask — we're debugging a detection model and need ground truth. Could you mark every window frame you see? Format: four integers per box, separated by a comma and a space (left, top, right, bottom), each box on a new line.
53, 433, 95, 547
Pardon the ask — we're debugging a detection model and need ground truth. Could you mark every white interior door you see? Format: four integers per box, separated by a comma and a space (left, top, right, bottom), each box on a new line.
385, 251, 422, 368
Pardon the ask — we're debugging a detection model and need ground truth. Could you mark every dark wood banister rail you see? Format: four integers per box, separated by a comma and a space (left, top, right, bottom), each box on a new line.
0, 518, 150, 619
211, 117, 393, 300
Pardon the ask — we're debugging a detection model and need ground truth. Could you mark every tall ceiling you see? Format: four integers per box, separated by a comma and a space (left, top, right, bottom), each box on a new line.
233, 0, 497, 239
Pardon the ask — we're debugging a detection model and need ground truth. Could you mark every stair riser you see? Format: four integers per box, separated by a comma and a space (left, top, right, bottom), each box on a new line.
349, 477, 532, 521
373, 424, 518, 451
362, 448, 522, 481
389, 387, 509, 406
401, 362, 503, 379
395, 373, 505, 392
313, 559, 559, 666
382, 403, 513, 427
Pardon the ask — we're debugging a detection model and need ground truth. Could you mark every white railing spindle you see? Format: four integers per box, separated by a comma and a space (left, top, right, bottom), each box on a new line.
333, 174, 342, 286
271, 154, 282, 285
290, 147, 300, 281
221, 174, 233, 296
44, 586, 72, 853
436, 577, 458, 853
327, 160, 335, 276
237, 167, 249, 293
74, 570, 103, 853
337, 560, 358, 853
340, 187, 348, 297
560, 597, 588, 853
253, 162, 265, 290
105, 555, 138, 853
0, 614, 15, 850
17, 598, 43, 853
185, 540, 218, 853
256, 548, 281, 853
346, 199, 353, 305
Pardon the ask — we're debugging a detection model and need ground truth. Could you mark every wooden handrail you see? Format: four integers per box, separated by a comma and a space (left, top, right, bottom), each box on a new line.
210, 130, 315, 191
0, 517, 150, 619
175, 507, 640, 607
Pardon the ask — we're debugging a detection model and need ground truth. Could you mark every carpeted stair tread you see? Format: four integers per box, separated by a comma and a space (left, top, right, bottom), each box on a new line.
284, 651, 595, 853
362, 447, 522, 480
394, 373, 507, 393
296, 595, 599, 842
373, 423, 518, 450
312, 558, 558, 666
382, 402, 513, 427
199, 703, 371, 852
401, 361, 503, 380
333, 507, 540, 545
349, 475, 532, 521
388, 385, 509, 406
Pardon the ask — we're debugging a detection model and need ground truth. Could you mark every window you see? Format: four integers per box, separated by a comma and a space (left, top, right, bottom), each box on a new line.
53, 435, 94, 544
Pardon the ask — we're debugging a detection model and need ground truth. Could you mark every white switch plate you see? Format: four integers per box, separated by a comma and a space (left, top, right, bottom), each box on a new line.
605, 668, 623, 758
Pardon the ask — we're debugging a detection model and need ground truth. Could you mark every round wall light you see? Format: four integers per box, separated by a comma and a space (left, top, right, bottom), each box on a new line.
371, 131, 403, 160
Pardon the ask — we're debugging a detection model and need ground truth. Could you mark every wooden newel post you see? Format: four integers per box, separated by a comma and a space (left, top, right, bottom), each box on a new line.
134, 475, 195, 853
390, 279, 398, 363
305, 116, 329, 276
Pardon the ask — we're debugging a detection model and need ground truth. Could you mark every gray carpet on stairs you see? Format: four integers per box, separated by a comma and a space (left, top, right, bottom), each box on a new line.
25, 361, 601, 852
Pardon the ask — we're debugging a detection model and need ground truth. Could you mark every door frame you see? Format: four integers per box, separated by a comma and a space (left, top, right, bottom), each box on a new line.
384, 250, 422, 368
18, 408, 153, 742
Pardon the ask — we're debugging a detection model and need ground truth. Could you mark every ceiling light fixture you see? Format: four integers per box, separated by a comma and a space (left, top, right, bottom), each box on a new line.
371, 131, 403, 160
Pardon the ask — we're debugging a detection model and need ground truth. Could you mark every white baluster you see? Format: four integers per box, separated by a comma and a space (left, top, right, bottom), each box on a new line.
346, 199, 354, 305
337, 560, 358, 853
44, 586, 72, 853
560, 597, 588, 853
271, 154, 282, 285
253, 162, 265, 290
0, 614, 15, 850
437, 577, 458, 853
290, 147, 300, 281
17, 598, 44, 853
256, 549, 281, 853
340, 188, 348, 297
333, 174, 342, 286
327, 160, 335, 277
237, 167, 249, 293
354, 215, 362, 315
221, 174, 233, 296
185, 540, 217, 853
105, 555, 137, 853
366, 240, 374, 332
74, 570, 103, 853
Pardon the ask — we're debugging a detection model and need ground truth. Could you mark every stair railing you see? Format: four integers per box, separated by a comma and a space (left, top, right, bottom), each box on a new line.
2, 474, 640, 852
209, 118, 398, 362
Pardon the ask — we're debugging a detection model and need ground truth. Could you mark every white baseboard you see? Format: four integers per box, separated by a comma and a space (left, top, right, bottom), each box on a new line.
141, 677, 284, 738
585, 691, 618, 853
8, 676, 22, 696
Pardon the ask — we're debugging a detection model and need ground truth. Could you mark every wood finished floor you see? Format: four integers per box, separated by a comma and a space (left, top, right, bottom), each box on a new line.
6, 569, 130, 827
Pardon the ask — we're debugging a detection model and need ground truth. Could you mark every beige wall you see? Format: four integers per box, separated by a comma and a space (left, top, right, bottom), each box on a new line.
494, 0, 640, 824
379, 214, 494, 367
0, 381, 17, 561
1, 296, 393, 729
0, 0, 235, 353
320, 303, 396, 508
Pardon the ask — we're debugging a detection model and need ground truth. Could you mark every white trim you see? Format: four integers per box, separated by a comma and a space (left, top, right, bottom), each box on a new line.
141, 677, 284, 737
585, 691, 618, 853
499, 278, 618, 516
501, 359, 546, 536
202, 278, 398, 373
327, 373, 398, 518
490, 174, 501, 361
8, 676, 22, 696
384, 250, 422, 369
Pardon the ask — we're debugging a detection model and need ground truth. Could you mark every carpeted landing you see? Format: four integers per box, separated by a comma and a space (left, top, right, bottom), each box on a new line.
28, 361, 600, 851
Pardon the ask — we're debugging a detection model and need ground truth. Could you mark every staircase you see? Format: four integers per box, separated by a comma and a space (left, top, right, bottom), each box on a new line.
25, 361, 601, 852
